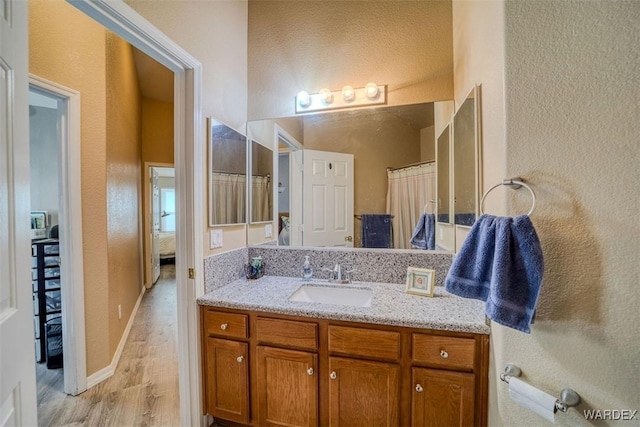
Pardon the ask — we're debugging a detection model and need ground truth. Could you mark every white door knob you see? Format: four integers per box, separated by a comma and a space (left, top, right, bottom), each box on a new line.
416, 384, 424, 392
236, 355, 244, 363
220, 323, 228, 330
329, 371, 337, 380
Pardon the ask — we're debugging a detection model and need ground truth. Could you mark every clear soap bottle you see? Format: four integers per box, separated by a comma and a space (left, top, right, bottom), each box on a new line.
301, 255, 313, 281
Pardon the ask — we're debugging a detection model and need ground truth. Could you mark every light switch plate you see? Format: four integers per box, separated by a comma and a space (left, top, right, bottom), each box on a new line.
265, 224, 273, 238
210, 229, 223, 248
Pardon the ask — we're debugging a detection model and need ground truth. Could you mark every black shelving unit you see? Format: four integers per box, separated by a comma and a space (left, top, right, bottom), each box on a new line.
31, 239, 62, 365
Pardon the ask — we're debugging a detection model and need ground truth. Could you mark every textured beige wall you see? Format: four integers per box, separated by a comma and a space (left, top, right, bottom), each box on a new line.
125, 0, 249, 255
29, 0, 111, 374
456, 1, 640, 425
142, 98, 174, 165
497, 1, 639, 424
248, 0, 453, 120
105, 33, 144, 359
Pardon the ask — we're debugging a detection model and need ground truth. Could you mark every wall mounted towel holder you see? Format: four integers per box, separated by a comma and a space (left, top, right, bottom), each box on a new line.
480, 177, 537, 216
423, 199, 435, 214
500, 364, 581, 413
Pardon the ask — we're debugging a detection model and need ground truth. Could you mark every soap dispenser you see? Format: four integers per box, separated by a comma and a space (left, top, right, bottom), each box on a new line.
301, 255, 313, 281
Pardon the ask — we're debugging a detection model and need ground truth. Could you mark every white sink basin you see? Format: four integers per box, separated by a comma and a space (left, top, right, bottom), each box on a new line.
288, 284, 373, 307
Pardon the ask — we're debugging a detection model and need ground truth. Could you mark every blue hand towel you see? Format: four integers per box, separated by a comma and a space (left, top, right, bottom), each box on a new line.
445, 214, 544, 333
361, 214, 392, 248
410, 213, 436, 250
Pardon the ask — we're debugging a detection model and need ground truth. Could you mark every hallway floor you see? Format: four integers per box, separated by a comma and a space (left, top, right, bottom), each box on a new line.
37, 264, 179, 426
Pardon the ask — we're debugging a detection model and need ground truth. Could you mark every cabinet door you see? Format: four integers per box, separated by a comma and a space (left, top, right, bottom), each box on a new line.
205, 338, 249, 424
412, 367, 475, 427
328, 357, 399, 427
256, 346, 318, 427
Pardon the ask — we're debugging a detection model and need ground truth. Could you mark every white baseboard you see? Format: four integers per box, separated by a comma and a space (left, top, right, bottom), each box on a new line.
86, 285, 146, 389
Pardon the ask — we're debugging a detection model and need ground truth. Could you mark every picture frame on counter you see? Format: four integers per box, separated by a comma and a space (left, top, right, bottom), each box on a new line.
405, 267, 435, 297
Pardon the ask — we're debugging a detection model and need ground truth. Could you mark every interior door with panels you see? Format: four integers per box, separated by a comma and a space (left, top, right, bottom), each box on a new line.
302, 149, 354, 247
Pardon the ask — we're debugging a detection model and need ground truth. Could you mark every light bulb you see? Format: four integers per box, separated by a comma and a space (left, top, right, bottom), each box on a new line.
365, 82, 379, 99
342, 85, 355, 102
320, 88, 333, 105
297, 91, 311, 108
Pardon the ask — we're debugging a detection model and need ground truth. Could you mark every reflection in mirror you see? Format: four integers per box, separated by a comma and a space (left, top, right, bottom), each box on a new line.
453, 86, 481, 226
436, 124, 451, 224
250, 140, 273, 223
208, 118, 247, 226
248, 103, 450, 250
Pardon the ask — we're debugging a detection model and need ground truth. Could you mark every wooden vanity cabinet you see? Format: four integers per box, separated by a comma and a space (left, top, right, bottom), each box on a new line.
200, 307, 489, 427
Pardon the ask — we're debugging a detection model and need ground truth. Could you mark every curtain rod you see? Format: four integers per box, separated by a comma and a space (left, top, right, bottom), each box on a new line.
387, 159, 435, 172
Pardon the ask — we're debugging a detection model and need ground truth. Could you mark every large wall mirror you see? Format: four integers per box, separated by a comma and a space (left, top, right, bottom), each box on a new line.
208, 118, 247, 226
249, 140, 273, 223
246, 101, 479, 251
453, 85, 482, 228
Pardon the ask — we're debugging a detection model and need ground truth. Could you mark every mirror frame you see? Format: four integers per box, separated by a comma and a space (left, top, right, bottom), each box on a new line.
207, 117, 248, 227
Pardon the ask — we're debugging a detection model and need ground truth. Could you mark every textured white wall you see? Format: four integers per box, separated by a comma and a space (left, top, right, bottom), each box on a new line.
495, 1, 639, 425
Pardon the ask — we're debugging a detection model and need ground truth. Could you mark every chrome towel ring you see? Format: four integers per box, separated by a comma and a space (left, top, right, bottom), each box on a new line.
480, 177, 537, 216
423, 199, 435, 214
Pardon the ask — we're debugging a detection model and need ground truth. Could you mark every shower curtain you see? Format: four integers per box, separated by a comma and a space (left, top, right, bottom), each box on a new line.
386, 163, 435, 249
211, 172, 246, 224
252, 175, 271, 222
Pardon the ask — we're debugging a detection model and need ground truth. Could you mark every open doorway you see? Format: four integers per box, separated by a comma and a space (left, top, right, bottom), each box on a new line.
21, 1, 204, 424
146, 165, 176, 288
29, 87, 65, 396
28, 76, 87, 404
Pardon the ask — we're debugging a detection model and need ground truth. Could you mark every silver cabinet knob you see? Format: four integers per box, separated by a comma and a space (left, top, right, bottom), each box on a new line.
329, 371, 337, 380
307, 368, 314, 376
440, 350, 449, 359
416, 384, 424, 393
236, 355, 244, 363
220, 323, 228, 330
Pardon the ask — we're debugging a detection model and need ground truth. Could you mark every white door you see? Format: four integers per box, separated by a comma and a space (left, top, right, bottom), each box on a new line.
0, 1, 38, 425
288, 148, 303, 246
302, 149, 354, 247
151, 169, 160, 284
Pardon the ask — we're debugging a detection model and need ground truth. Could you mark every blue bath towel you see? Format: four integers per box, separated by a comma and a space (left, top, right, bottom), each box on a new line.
361, 214, 392, 248
410, 213, 435, 250
444, 214, 544, 333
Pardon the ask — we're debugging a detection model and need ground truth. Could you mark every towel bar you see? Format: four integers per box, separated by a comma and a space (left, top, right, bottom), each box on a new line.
480, 177, 536, 216
500, 364, 581, 413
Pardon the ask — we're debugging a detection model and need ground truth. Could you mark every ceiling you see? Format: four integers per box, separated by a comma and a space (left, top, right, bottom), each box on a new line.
132, 47, 174, 103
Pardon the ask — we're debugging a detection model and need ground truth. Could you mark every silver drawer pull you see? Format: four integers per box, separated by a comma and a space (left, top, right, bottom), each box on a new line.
220, 323, 228, 330
307, 368, 314, 376
416, 384, 424, 393
440, 350, 449, 359
329, 371, 337, 380
237, 356, 244, 363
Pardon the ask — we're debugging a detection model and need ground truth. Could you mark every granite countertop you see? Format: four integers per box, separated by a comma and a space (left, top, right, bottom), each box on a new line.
197, 276, 490, 335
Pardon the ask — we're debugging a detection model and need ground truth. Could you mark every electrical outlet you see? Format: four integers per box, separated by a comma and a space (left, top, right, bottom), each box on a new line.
118, 304, 122, 320
210, 229, 223, 248
265, 224, 273, 238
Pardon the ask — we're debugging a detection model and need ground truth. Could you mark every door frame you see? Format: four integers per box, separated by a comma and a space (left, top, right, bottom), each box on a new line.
274, 125, 303, 246
144, 162, 174, 289
28, 75, 87, 396
67, 1, 205, 425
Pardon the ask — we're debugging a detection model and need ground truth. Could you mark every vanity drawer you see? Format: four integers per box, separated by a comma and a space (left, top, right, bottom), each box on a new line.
255, 317, 318, 350
203, 309, 248, 339
412, 334, 475, 370
328, 325, 400, 361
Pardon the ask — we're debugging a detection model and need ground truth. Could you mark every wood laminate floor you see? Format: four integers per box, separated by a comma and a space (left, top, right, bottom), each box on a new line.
36, 264, 179, 426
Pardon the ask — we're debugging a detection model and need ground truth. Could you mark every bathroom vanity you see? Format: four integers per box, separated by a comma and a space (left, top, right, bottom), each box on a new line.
198, 273, 489, 427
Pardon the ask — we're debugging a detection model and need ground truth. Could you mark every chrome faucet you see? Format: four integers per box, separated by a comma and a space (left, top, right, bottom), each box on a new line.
324, 263, 356, 284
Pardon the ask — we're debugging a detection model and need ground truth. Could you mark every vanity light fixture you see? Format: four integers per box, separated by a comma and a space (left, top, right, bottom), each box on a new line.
319, 88, 333, 105
342, 85, 355, 102
297, 91, 311, 108
365, 82, 379, 99
295, 83, 387, 114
